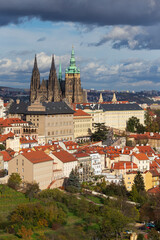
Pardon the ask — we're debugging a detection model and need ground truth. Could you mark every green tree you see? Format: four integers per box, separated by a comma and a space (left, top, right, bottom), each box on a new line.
25, 182, 40, 201
0, 144, 5, 150
8, 173, 22, 190
66, 169, 81, 193
126, 117, 145, 133
91, 123, 108, 141
134, 171, 145, 192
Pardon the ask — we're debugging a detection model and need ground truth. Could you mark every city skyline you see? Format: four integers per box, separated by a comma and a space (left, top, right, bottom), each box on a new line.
1, 0, 160, 91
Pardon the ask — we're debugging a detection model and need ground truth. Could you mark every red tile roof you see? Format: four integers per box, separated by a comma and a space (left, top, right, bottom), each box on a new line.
52, 150, 77, 163
0, 132, 14, 142
74, 152, 90, 158
22, 151, 53, 164
147, 186, 160, 194
74, 109, 91, 117
0, 151, 12, 161
0, 118, 26, 127
111, 161, 138, 170
20, 137, 38, 144
133, 153, 149, 161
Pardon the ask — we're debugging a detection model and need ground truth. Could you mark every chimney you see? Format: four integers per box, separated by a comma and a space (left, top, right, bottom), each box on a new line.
16, 99, 20, 104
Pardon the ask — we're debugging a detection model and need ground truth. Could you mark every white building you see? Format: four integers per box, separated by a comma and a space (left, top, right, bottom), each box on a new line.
51, 150, 77, 177
90, 152, 102, 175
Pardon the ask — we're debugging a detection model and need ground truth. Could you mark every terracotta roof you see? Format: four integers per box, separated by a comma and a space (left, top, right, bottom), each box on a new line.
22, 151, 53, 164
133, 153, 149, 161
0, 151, 12, 162
0, 118, 26, 127
74, 109, 91, 117
147, 186, 160, 194
74, 152, 90, 158
52, 150, 77, 163
20, 137, 37, 144
0, 132, 14, 142
149, 169, 160, 177
111, 161, 138, 170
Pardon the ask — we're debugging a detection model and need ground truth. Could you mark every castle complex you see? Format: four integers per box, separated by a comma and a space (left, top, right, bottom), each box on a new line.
30, 48, 83, 104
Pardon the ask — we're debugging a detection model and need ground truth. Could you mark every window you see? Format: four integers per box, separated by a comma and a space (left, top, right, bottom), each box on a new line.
16, 168, 18, 172
48, 132, 50, 136
16, 159, 18, 165
22, 168, 24, 172
22, 160, 24, 166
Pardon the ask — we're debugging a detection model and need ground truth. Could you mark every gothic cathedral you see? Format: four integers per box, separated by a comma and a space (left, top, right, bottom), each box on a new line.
30, 47, 83, 104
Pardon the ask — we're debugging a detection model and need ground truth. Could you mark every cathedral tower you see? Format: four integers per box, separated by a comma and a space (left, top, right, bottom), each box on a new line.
65, 47, 83, 103
30, 55, 40, 103
48, 55, 62, 102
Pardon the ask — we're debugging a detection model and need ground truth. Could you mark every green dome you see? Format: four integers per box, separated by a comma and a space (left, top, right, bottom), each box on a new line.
65, 47, 80, 74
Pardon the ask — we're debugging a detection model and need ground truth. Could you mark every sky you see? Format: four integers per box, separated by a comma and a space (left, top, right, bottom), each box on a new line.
1, 0, 160, 91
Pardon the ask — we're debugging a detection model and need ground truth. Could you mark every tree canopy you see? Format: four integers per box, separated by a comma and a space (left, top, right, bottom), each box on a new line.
126, 117, 145, 133
90, 123, 108, 142
134, 171, 145, 192
8, 173, 22, 190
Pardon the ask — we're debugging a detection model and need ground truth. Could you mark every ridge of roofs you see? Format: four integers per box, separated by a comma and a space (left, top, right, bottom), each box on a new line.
52, 150, 77, 163
73, 109, 91, 117
135, 145, 155, 154
0, 118, 26, 127
111, 161, 138, 170
22, 150, 53, 164
20, 137, 38, 144
74, 152, 90, 158
133, 153, 149, 160
9, 101, 74, 115
147, 186, 160, 194
0, 132, 14, 142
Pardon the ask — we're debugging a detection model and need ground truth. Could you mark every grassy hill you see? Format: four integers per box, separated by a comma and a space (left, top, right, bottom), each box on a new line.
0, 185, 37, 221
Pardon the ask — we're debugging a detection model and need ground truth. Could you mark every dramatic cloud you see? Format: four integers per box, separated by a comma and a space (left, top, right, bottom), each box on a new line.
90, 24, 160, 50
0, 0, 160, 27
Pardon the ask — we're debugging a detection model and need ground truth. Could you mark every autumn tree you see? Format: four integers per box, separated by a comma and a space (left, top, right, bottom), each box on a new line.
8, 173, 22, 190
25, 182, 40, 200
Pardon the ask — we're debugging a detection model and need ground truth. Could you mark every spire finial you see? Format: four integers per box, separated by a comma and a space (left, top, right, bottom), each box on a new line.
34, 54, 38, 69
50, 54, 56, 71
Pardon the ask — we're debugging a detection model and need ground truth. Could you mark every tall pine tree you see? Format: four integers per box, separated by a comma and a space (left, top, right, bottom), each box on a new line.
133, 171, 145, 192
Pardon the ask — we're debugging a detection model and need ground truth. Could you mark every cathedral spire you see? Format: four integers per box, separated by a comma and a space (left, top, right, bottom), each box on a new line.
50, 54, 56, 71
33, 54, 38, 69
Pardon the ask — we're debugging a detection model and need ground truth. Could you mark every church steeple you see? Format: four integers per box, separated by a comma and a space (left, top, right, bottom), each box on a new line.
65, 47, 80, 74
33, 54, 38, 69
48, 54, 62, 102
30, 54, 40, 103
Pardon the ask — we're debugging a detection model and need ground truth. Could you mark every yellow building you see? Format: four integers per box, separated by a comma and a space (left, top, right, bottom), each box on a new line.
76, 102, 144, 131
149, 169, 160, 187
8, 100, 75, 144
123, 171, 152, 191
73, 109, 92, 141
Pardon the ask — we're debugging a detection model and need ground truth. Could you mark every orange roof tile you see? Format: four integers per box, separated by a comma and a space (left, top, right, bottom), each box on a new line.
52, 150, 77, 163
0, 118, 26, 127
133, 153, 149, 161
111, 161, 138, 170
0, 151, 12, 161
0, 132, 14, 142
22, 151, 53, 164
74, 109, 91, 117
